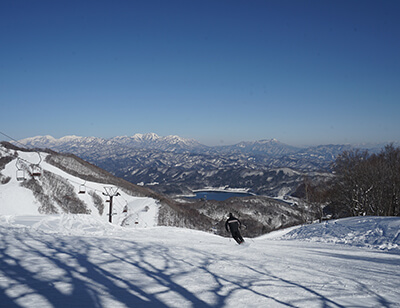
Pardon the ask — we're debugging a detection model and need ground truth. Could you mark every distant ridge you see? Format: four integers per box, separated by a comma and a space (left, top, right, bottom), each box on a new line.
18, 133, 399, 154
215, 138, 300, 156
15, 133, 399, 198
19, 133, 206, 153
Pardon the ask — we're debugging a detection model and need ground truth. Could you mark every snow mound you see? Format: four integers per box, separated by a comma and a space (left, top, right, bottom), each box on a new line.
281, 216, 400, 252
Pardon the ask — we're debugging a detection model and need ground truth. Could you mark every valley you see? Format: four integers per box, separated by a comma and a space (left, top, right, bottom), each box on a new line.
17, 133, 364, 198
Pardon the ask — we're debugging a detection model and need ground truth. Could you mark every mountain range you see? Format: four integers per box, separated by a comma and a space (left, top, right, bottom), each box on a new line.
17, 134, 398, 197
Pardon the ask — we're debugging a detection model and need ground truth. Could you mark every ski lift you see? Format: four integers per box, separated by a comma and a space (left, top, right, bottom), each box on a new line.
16, 169, 25, 181
30, 152, 42, 177
15, 158, 26, 181
31, 164, 42, 177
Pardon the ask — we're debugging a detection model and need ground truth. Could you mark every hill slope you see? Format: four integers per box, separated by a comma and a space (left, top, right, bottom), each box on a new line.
0, 142, 162, 228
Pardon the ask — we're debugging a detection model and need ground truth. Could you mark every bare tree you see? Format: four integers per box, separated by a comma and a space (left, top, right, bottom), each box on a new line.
328, 145, 400, 217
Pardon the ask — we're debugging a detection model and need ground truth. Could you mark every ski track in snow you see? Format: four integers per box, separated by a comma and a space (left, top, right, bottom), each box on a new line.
0, 215, 399, 308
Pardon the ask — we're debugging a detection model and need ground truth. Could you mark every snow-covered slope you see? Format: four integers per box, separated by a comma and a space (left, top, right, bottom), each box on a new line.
0, 144, 160, 227
281, 216, 400, 251
0, 215, 399, 307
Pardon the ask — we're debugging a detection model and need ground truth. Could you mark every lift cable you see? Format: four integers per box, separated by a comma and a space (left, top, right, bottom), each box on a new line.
0, 131, 35, 150
0, 131, 120, 195
0, 131, 45, 180
1, 132, 132, 221
1, 131, 128, 210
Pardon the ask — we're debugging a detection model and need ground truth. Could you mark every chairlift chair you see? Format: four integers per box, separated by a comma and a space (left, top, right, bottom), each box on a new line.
78, 184, 86, 194
31, 152, 42, 177
31, 165, 42, 177
15, 158, 26, 181
16, 169, 25, 181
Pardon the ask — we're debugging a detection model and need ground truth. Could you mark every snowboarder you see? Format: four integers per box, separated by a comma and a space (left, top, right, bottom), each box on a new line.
225, 213, 244, 244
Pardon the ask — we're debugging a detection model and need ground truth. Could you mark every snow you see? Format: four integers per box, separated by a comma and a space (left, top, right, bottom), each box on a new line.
0, 149, 160, 227
282, 216, 400, 251
0, 215, 399, 307
273, 168, 300, 176
240, 170, 264, 177
1, 146, 400, 307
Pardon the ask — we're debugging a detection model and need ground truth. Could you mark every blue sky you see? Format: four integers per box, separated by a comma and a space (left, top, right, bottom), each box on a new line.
1, 0, 399, 146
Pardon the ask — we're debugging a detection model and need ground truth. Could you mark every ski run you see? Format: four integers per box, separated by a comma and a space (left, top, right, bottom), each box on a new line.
0, 215, 399, 308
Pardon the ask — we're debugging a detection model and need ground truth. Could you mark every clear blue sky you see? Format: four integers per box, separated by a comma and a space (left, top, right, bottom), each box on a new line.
1, 0, 399, 146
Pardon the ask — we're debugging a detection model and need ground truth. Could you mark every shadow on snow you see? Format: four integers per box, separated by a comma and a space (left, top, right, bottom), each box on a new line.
0, 225, 397, 308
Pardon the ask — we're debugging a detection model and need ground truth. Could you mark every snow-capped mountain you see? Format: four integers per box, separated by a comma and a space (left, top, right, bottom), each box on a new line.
19, 133, 206, 153
16, 134, 367, 170
14, 134, 330, 196
16, 134, 396, 198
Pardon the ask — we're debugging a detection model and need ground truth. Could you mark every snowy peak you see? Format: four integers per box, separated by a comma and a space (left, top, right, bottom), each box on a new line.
18, 133, 204, 153
19, 135, 57, 147
131, 133, 159, 141
19, 135, 100, 150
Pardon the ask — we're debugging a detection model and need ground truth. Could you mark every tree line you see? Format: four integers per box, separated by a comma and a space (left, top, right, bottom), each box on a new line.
304, 144, 400, 218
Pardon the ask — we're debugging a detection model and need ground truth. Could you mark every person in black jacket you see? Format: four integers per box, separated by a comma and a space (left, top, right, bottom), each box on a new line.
225, 213, 244, 244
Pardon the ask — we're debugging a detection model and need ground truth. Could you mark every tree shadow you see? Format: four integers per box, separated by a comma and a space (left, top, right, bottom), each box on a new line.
0, 224, 398, 307
0, 226, 169, 307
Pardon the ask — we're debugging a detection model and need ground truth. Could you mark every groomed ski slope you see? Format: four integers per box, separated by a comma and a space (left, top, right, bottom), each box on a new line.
0, 215, 399, 308
0, 149, 160, 227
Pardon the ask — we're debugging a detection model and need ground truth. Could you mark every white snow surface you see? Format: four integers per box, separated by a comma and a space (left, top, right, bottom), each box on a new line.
0, 149, 160, 227
0, 215, 399, 307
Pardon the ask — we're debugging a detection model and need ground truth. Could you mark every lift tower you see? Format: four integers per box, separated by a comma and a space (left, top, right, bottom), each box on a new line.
103, 186, 120, 223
